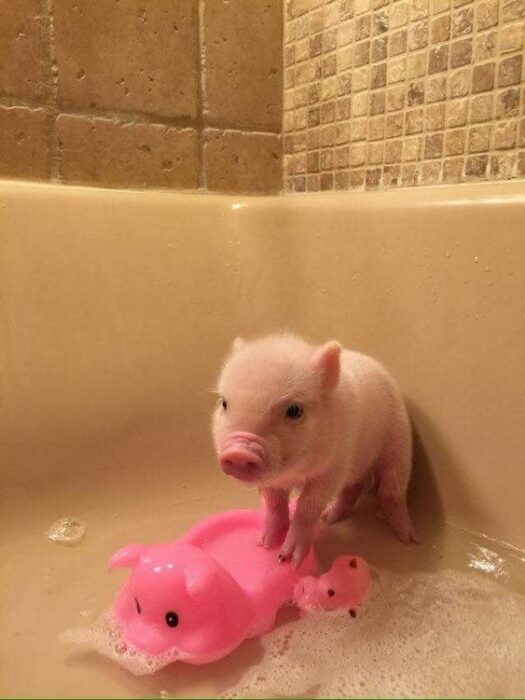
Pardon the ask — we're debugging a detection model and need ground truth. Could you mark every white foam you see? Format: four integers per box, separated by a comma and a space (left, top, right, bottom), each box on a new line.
61, 568, 525, 696
220, 568, 525, 698
60, 609, 187, 676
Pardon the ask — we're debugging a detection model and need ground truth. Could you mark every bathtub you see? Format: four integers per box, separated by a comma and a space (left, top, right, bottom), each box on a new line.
1, 179, 524, 697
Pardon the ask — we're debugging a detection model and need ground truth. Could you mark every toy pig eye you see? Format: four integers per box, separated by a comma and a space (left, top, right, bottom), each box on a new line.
135, 597, 141, 614
221, 398, 228, 411
286, 404, 303, 419
165, 611, 179, 628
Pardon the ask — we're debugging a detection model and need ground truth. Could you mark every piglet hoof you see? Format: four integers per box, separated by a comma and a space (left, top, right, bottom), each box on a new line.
382, 501, 421, 544
279, 531, 312, 568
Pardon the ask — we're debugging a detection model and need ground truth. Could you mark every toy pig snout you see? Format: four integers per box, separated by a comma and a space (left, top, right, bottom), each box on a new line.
219, 433, 267, 482
123, 618, 177, 657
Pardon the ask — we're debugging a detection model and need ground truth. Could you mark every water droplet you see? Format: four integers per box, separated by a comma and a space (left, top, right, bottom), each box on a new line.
484, 266, 491, 272
445, 250, 451, 259
160, 692, 170, 699
473, 256, 479, 263
47, 517, 87, 546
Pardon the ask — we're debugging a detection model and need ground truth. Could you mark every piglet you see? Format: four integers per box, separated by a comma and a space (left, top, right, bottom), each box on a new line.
212, 334, 418, 565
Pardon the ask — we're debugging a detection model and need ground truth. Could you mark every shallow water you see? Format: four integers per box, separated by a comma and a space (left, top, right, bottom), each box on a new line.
220, 567, 525, 699
3, 481, 525, 698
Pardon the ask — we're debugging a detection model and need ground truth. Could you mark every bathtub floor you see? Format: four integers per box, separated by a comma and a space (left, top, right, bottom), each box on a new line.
2, 456, 525, 699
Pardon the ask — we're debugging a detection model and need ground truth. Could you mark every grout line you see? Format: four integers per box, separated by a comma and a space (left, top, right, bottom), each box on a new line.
195, 0, 206, 190
0, 96, 282, 136
43, 0, 60, 182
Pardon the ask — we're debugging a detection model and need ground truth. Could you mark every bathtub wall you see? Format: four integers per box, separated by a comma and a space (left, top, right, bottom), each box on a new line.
0, 1, 282, 194
283, 0, 525, 192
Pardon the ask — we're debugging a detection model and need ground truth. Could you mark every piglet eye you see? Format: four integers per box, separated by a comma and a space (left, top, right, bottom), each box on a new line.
286, 404, 303, 419
221, 399, 228, 411
165, 611, 179, 628
135, 597, 141, 614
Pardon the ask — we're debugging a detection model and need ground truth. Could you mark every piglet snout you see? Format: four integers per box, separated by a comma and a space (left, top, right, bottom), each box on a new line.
219, 434, 267, 482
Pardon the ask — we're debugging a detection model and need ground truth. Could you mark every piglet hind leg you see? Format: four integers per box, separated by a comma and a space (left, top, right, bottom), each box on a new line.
376, 422, 420, 544
321, 480, 365, 524
260, 488, 290, 549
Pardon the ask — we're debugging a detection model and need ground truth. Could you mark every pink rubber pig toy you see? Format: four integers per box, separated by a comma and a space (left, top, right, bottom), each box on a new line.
294, 555, 371, 617
109, 507, 371, 665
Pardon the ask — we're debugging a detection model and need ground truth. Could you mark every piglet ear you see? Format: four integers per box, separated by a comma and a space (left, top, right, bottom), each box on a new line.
185, 561, 216, 598
232, 336, 245, 353
311, 341, 342, 391
108, 544, 145, 570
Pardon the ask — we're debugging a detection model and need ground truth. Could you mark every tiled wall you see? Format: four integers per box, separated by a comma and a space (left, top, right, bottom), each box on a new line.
0, 1, 282, 194
283, 0, 525, 192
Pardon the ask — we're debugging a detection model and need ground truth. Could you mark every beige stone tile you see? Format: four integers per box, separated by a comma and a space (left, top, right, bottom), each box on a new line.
499, 23, 524, 53
447, 98, 468, 126
427, 75, 448, 101
205, 129, 280, 193
334, 170, 350, 189
428, 44, 449, 73
476, 0, 499, 30
501, 1, 525, 23
494, 120, 517, 149
365, 167, 382, 187
450, 38, 473, 67
368, 141, 385, 163
468, 124, 492, 152
425, 132, 444, 158
350, 168, 366, 187
495, 88, 521, 117
472, 62, 495, 92
386, 112, 404, 137
465, 153, 488, 177
431, 13, 451, 42
401, 162, 420, 186
412, 0, 430, 21
497, 54, 523, 86
320, 172, 334, 190
54, 0, 197, 119
452, 6, 473, 35
433, 0, 451, 13
421, 159, 442, 183
470, 94, 494, 122
426, 103, 446, 130
403, 135, 423, 161
474, 31, 498, 60
406, 108, 424, 134
203, 0, 281, 130
0, 106, 50, 180
490, 152, 516, 178
0, 0, 44, 99
444, 128, 466, 155
518, 150, 525, 176
443, 157, 464, 182
57, 114, 199, 189
371, 36, 388, 61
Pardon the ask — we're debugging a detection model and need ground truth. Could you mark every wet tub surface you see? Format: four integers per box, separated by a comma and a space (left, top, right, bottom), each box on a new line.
1, 180, 524, 697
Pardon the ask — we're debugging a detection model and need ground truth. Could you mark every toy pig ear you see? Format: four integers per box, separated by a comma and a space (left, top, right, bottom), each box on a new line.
108, 544, 145, 569
311, 341, 342, 391
185, 561, 216, 598
232, 336, 245, 352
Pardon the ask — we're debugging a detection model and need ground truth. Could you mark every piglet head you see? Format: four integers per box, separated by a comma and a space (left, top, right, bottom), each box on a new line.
109, 541, 253, 663
212, 334, 342, 487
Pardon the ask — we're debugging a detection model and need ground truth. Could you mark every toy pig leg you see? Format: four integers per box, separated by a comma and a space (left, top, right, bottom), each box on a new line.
376, 416, 420, 544
322, 480, 365, 524
260, 488, 290, 549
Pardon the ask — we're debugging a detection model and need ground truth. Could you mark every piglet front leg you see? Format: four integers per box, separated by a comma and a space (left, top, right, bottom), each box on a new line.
260, 488, 290, 549
279, 477, 335, 566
